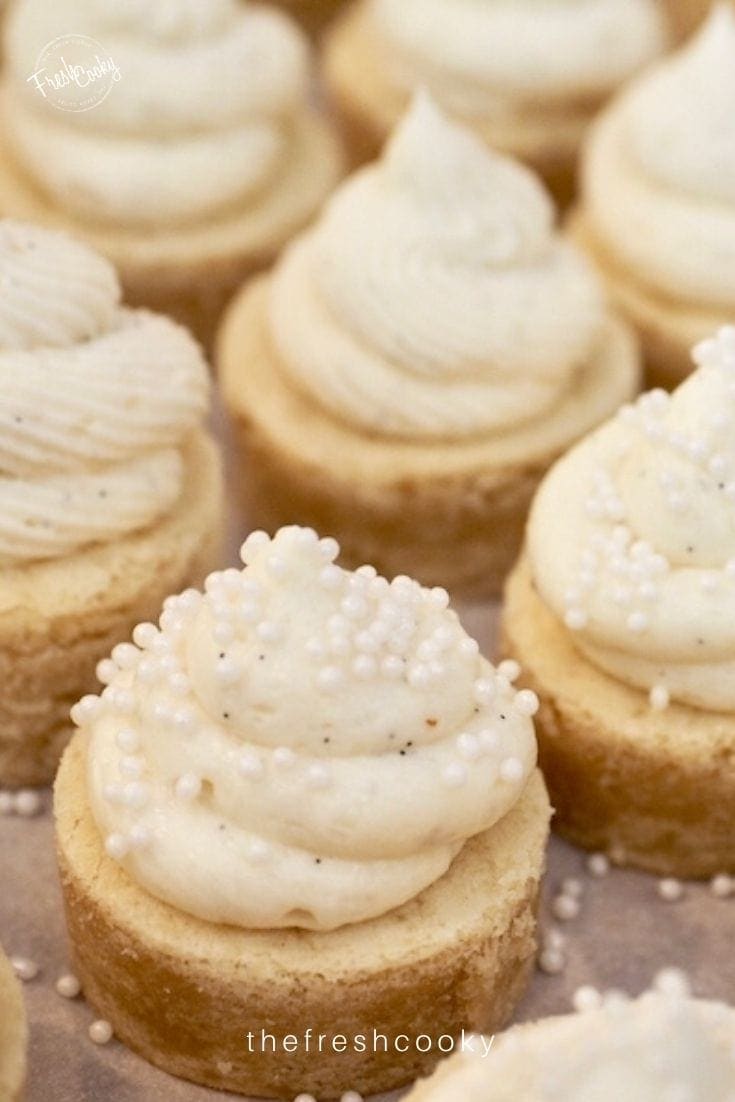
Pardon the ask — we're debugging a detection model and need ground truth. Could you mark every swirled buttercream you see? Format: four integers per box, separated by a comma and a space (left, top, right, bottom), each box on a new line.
528, 326, 735, 712
269, 94, 605, 440
0, 220, 209, 565
367, 0, 667, 116
80, 525, 538, 931
2, 0, 310, 226
582, 4, 735, 307
408, 991, 735, 1101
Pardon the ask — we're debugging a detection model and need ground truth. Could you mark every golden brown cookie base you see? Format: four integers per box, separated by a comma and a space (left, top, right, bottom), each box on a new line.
217, 278, 640, 599
55, 735, 550, 1099
0, 112, 343, 350
0, 430, 223, 788
502, 557, 735, 879
322, 2, 596, 209
568, 208, 727, 391
0, 945, 26, 1102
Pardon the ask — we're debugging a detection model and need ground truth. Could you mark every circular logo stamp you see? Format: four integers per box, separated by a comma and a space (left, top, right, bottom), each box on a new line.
27, 34, 121, 113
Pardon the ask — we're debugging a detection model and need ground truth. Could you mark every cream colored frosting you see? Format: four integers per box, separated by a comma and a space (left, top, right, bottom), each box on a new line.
528, 326, 735, 712
407, 991, 735, 1101
582, 4, 735, 308
2, 0, 310, 227
368, 0, 667, 117
79, 525, 539, 931
0, 220, 209, 565
269, 94, 605, 440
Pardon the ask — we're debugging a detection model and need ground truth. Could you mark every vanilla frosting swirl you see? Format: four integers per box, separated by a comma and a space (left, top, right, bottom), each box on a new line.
0, 221, 209, 565
3, 0, 310, 227
80, 525, 538, 931
269, 95, 605, 440
408, 992, 735, 1101
529, 327, 735, 712
582, 5, 735, 308
368, 0, 667, 117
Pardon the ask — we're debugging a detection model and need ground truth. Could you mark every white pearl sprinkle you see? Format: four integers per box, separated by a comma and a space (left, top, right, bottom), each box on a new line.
459, 638, 480, 656
274, 747, 296, 769
473, 678, 495, 705
105, 833, 129, 860
175, 773, 202, 801
341, 1093, 363, 1102
306, 764, 331, 790
0, 792, 13, 815
442, 763, 468, 788
564, 608, 589, 631
317, 666, 344, 693
238, 753, 263, 779
70, 695, 102, 726
658, 878, 684, 902
122, 782, 149, 809
14, 789, 42, 817
627, 611, 649, 634
498, 659, 521, 683
11, 957, 39, 982
318, 537, 339, 561
544, 927, 567, 952
319, 565, 342, 590
132, 622, 157, 648
89, 1020, 114, 1045
248, 839, 270, 863
353, 654, 377, 680
95, 658, 117, 685
552, 894, 580, 921
587, 853, 610, 878
381, 655, 404, 679
294, 1095, 317, 1102
216, 656, 241, 684
457, 732, 481, 760
499, 757, 524, 783
653, 967, 691, 999
538, 947, 566, 975
55, 973, 81, 999
710, 873, 733, 899
561, 877, 584, 899
649, 685, 670, 712
514, 689, 539, 717
572, 985, 602, 1013
111, 644, 139, 670
115, 728, 139, 753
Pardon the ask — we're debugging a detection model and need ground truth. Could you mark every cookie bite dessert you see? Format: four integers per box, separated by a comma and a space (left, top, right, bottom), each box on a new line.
218, 96, 640, 597
406, 986, 735, 1100
323, 0, 668, 203
0, 946, 26, 1102
572, 5, 735, 389
56, 525, 551, 1099
0, 0, 343, 347
0, 220, 222, 787
503, 327, 735, 878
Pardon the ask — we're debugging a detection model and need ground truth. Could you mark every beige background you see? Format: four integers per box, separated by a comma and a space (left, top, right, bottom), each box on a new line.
2, 408, 735, 1100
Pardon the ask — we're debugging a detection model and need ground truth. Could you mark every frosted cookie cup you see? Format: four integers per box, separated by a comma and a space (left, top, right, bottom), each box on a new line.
0, 221, 223, 787
218, 96, 640, 598
503, 328, 735, 877
571, 5, 735, 388
0, 0, 343, 347
56, 525, 550, 1098
406, 986, 735, 1101
323, 0, 668, 204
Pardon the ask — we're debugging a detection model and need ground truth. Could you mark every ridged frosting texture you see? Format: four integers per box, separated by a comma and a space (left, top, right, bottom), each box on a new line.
409, 992, 735, 1101
367, 0, 667, 116
269, 95, 605, 440
528, 326, 735, 712
0, 220, 209, 565
3, 0, 310, 227
79, 525, 539, 931
582, 4, 735, 308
